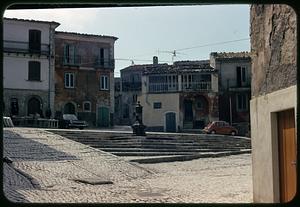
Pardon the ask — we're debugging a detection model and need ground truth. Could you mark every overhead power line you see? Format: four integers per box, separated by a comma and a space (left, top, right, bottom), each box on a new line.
175, 38, 250, 51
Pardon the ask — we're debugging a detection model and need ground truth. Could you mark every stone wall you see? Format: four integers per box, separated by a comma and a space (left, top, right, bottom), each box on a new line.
250, 4, 297, 97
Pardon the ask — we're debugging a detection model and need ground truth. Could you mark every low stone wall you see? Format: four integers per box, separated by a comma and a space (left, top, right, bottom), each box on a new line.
12, 117, 58, 128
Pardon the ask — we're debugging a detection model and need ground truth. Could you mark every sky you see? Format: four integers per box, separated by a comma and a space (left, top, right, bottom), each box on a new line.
4, 4, 250, 77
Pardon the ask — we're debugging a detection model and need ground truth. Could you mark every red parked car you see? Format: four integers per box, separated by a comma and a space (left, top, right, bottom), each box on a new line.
203, 121, 238, 136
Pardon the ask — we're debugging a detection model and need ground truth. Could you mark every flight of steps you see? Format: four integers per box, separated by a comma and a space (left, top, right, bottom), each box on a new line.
49, 130, 251, 163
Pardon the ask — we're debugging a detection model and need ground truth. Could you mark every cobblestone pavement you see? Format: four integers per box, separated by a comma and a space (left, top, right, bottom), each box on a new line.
3, 128, 252, 203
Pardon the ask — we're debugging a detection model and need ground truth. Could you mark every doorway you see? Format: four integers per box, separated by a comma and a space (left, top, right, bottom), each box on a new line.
27, 97, 41, 116
184, 100, 193, 121
165, 112, 176, 132
98, 107, 109, 127
277, 109, 297, 202
64, 102, 76, 114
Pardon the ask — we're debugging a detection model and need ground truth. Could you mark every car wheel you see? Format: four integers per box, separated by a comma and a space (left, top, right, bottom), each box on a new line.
231, 131, 236, 136
211, 130, 216, 134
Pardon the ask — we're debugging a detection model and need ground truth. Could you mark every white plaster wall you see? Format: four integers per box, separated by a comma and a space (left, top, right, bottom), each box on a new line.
250, 85, 296, 202
3, 56, 50, 90
4, 19, 51, 44
138, 93, 180, 131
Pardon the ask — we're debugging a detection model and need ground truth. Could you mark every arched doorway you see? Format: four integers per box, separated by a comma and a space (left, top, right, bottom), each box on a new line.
27, 97, 41, 116
64, 102, 76, 114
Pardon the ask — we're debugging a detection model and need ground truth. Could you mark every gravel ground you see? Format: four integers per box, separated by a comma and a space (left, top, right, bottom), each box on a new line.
3, 128, 253, 203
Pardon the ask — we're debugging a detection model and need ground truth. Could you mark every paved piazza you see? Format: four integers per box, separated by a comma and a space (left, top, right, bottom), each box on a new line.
3, 128, 253, 203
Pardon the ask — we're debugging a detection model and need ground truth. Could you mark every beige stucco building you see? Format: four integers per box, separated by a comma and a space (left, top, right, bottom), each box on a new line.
250, 4, 297, 203
138, 59, 219, 132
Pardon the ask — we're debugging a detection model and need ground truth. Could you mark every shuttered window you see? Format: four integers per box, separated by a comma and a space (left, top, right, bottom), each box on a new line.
28, 61, 41, 81
29, 30, 41, 52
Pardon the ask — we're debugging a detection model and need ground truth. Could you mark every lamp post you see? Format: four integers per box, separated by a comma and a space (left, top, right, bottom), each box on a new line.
131, 101, 146, 136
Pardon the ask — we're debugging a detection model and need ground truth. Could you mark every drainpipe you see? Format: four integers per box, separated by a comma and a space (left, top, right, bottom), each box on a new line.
229, 95, 232, 125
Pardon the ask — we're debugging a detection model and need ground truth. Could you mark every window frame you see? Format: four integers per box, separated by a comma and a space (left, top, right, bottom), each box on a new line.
153, 102, 162, 109
82, 101, 91, 112
28, 61, 41, 81
100, 75, 109, 90
64, 72, 75, 88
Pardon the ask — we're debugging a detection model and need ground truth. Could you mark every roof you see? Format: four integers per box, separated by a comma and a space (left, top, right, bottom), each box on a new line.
55, 31, 118, 40
210, 51, 251, 59
121, 60, 216, 75
3, 17, 60, 27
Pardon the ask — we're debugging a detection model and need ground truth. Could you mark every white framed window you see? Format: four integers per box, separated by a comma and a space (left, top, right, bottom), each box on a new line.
100, 75, 109, 90
83, 101, 91, 112
65, 72, 75, 88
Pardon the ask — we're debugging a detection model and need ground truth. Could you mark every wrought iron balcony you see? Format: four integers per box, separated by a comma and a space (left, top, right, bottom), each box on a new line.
94, 57, 115, 69
62, 55, 81, 66
3, 40, 50, 55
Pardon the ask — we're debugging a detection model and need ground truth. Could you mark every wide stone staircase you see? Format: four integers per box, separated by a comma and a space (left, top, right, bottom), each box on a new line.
49, 130, 251, 163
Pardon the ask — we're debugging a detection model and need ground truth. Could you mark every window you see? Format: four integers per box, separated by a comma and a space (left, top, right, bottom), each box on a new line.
10, 98, 19, 115
64, 44, 77, 65
98, 48, 110, 67
148, 75, 178, 92
29, 30, 41, 52
236, 66, 247, 87
236, 94, 248, 111
132, 94, 138, 103
64, 72, 75, 88
28, 61, 41, 81
153, 102, 162, 109
83, 101, 91, 112
100, 75, 109, 90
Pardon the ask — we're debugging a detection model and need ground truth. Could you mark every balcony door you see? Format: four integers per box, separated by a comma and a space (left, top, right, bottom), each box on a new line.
29, 30, 41, 53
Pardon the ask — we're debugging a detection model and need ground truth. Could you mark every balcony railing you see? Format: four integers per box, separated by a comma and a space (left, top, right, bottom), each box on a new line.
3, 40, 50, 55
148, 81, 211, 93
182, 81, 211, 91
94, 57, 115, 69
62, 55, 81, 66
148, 83, 178, 93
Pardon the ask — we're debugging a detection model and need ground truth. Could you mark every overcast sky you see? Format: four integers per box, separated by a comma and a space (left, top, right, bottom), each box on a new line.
4, 5, 250, 77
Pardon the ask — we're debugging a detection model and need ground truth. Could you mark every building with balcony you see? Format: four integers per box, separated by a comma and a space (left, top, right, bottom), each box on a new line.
210, 52, 251, 135
137, 58, 219, 132
54, 31, 117, 127
3, 18, 60, 118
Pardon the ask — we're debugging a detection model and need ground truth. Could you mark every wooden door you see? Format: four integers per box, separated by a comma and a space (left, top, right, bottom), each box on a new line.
98, 107, 109, 127
278, 109, 297, 202
184, 100, 193, 121
166, 112, 176, 132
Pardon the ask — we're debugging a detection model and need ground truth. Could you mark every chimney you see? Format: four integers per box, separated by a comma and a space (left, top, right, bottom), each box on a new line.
153, 56, 158, 65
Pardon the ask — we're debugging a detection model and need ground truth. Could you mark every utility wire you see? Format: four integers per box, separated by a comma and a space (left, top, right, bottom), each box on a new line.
175, 38, 250, 51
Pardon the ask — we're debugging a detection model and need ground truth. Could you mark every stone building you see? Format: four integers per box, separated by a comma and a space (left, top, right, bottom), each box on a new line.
3, 18, 59, 118
137, 58, 219, 132
210, 52, 251, 135
116, 63, 145, 125
250, 5, 297, 203
54, 31, 117, 127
